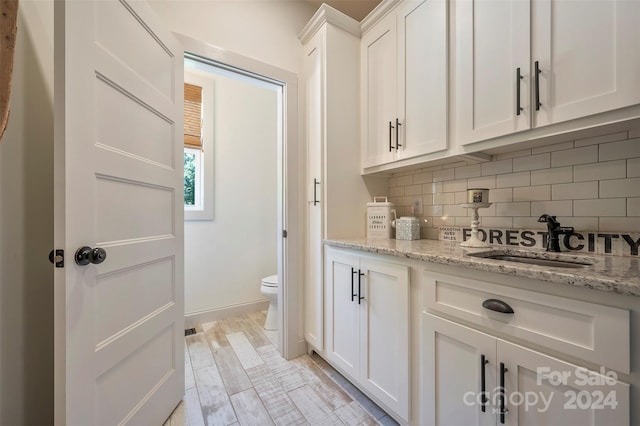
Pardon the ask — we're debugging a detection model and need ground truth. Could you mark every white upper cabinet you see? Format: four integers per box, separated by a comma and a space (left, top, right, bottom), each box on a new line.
456, 0, 640, 146
361, 0, 448, 169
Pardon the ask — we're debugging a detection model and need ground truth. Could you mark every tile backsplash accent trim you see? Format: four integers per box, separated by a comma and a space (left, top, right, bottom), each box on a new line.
388, 127, 640, 240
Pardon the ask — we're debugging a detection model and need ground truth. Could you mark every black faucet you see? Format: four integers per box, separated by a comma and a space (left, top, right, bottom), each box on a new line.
537, 214, 574, 252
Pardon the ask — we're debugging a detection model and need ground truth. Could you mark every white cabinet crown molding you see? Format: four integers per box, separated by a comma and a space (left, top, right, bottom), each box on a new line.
360, 0, 402, 35
298, 4, 361, 44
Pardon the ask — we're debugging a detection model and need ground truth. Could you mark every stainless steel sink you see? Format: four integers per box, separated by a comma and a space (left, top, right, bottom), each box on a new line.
466, 249, 597, 268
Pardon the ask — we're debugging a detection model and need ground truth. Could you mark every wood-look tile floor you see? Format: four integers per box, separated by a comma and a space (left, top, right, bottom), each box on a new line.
163, 311, 399, 426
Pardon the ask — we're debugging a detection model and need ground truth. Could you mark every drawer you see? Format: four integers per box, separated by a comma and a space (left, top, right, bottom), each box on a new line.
422, 271, 630, 373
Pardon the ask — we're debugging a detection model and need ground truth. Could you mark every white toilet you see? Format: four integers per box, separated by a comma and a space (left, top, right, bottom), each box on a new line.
260, 274, 278, 330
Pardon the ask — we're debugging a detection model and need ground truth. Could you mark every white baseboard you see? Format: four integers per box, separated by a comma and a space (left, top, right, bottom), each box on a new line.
184, 299, 270, 328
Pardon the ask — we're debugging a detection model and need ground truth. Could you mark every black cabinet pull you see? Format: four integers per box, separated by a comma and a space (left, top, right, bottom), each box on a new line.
388, 121, 395, 152
395, 118, 402, 149
500, 362, 508, 424
482, 299, 514, 314
358, 270, 365, 304
516, 67, 524, 116
535, 60, 542, 111
481, 354, 489, 412
313, 178, 320, 206
351, 268, 358, 302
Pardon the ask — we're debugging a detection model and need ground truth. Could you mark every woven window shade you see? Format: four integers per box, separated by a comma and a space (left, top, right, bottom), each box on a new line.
184, 83, 203, 149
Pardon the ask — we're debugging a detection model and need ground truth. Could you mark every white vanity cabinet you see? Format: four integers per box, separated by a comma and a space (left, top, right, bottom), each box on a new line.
299, 7, 370, 352
361, 0, 448, 169
455, 0, 640, 146
420, 271, 630, 425
324, 246, 410, 422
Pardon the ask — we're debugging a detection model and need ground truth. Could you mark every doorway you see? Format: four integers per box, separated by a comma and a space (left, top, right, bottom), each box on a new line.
177, 34, 303, 360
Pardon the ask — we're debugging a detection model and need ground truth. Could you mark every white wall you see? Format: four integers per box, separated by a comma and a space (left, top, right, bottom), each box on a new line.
148, 0, 316, 75
184, 69, 279, 316
0, 0, 54, 424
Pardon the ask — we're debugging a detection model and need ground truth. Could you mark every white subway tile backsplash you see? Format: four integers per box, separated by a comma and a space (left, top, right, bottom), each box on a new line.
443, 179, 468, 193
496, 202, 531, 217
629, 158, 640, 177
532, 141, 574, 154
433, 168, 455, 182
513, 185, 551, 201
552, 181, 598, 200
496, 172, 530, 188
513, 153, 550, 172
433, 192, 455, 205
600, 178, 640, 198
482, 159, 513, 176
388, 124, 639, 235
551, 145, 598, 167
405, 184, 423, 196
413, 172, 433, 184
574, 160, 626, 182
468, 175, 497, 189
627, 198, 640, 216
574, 199, 626, 217
599, 217, 640, 232
531, 166, 573, 185
599, 138, 640, 161
531, 200, 573, 217
490, 188, 513, 203
481, 216, 513, 228
455, 164, 481, 179
574, 131, 628, 147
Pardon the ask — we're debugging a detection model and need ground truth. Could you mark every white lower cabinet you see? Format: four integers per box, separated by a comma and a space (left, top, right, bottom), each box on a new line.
420, 271, 630, 426
325, 247, 410, 422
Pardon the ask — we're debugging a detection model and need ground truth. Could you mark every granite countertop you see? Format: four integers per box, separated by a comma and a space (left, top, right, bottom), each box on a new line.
324, 238, 640, 297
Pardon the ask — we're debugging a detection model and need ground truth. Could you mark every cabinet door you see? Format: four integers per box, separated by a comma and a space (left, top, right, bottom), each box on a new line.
324, 249, 360, 378
360, 257, 410, 422
455, 0, 530, 145
397, 0, 448, 159
361, 12, 397, 168
532, 0, 640, 127
304, 31, 324, 351
499, 340, 630, 426
421, 314, 496, 426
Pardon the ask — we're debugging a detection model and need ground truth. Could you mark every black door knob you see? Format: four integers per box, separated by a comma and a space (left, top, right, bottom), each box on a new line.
75, 246, 107, 266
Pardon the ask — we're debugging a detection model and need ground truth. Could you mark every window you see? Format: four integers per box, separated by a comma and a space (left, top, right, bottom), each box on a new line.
184, 69, 214, 220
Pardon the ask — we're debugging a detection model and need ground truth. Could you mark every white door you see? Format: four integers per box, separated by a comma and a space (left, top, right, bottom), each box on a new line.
499, 340, 630, 426
324, 249, 360, 378
532, 0, 640, 128
421, 314, 496, 426
456, 0, 530, 145
304, 29, 324, 351
361, 12, 398, 168
54, 0, 184, 424
397, 0, 448, 159
360, 257, 410, 422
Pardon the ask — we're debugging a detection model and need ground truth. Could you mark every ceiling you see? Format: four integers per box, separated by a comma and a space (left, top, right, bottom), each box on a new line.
305, 0, 383, 22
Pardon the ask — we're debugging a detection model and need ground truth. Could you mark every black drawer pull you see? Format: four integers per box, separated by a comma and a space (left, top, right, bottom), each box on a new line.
482, 299, 514, 314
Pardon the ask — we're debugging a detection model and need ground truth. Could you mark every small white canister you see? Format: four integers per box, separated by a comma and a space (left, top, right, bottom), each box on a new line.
367, 197, 395, 238
395, 216, 420, 240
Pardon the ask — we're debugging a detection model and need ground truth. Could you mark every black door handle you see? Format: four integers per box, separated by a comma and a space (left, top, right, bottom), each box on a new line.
358, 270, 365, 304
481, 354, 489, 412
388, 121, 395, 152
395, 118, 402, 149
482, 299, 514, 314
351, 267, 358, 302
535, 60, 542, 111
313, 178, 320, 206
516, 67, 524, 116
75, 246, 107, 266
500, 362, 508, 424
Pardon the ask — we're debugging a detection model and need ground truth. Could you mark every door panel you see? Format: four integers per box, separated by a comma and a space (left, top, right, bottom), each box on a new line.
54, 0, 184, 424
532, 0, 640, 127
